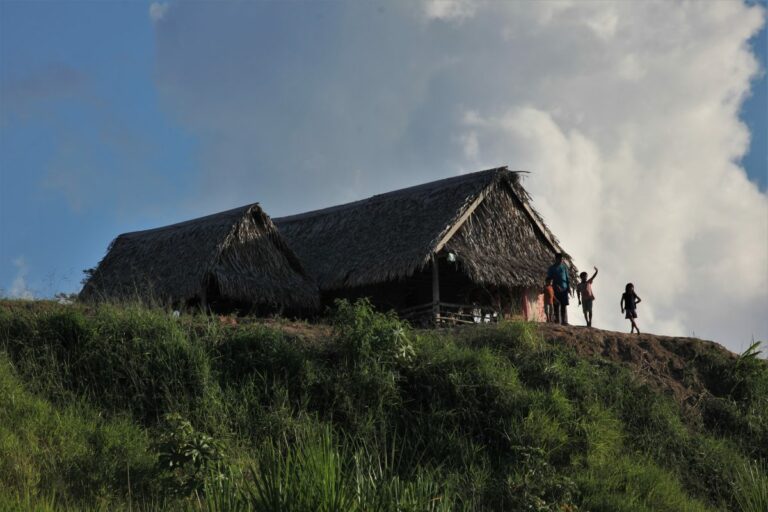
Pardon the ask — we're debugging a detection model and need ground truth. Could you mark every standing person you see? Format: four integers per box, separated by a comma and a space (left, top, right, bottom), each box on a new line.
576, 266, 598, 327
620, 283, 642, 334
546, 253, 571, 325
543, 277, 558, 323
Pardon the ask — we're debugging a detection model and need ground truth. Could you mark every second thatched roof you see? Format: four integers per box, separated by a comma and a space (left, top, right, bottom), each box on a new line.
80, 203, 318, 309
275, 166, 576, 291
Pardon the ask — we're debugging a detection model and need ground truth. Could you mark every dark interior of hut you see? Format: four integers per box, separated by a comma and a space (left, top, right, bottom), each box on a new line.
186, 274, 288, 317
322, 253, 528, 326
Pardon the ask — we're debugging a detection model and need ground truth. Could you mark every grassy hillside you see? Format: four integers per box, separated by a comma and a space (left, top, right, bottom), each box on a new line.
0, 299, 766, 511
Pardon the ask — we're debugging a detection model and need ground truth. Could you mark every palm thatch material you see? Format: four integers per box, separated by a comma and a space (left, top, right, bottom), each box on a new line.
275, 167, 576, 292
80, 204, 318, 310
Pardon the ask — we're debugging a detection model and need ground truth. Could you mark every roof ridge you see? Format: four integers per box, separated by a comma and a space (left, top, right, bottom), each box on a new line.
275, 166, 512, 224
120, 203, 260, 238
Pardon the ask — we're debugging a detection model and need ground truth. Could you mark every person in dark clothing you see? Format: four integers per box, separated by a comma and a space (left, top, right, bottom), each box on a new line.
620, 283, 642, 334
546, 253, 571, 325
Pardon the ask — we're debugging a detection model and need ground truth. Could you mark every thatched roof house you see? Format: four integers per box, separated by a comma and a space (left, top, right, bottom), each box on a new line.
80, 203, 318, 311
275, 167, 576, 322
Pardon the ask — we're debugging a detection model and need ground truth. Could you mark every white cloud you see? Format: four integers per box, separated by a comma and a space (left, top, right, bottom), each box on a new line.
584, 7, 619, 40
460, 131, 479, 159
152, 1, 767, 350
9, 257, 34, 299
423, 0, 477, 22
618, 54, 646, 81
149, 2, 170, 23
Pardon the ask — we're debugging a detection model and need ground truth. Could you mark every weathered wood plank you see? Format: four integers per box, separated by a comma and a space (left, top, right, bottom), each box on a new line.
433, 188, 490, 254
432, 253, 440, 322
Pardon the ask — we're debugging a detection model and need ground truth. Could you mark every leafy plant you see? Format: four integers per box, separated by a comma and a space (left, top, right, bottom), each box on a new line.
330, 299, 415, 365
504, 446, 579, 512
156, 413, 225, 496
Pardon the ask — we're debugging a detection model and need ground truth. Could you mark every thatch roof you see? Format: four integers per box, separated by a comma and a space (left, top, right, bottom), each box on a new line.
275, 167, 576, 290
80, 204, 318, 309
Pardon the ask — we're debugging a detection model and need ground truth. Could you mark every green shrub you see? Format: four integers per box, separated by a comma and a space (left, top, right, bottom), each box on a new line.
330, 299, 414, 365
215, 325, 307, 384
82, 305, 212, 423
500, 445, 579, 511
155, 413, 225, 497
696, 343, 768, 455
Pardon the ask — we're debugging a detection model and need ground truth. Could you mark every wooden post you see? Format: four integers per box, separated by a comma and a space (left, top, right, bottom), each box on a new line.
200, 288, 208, 315
431, 253, 440, 324
522, 288, 530, 321
200, 275, 209, 315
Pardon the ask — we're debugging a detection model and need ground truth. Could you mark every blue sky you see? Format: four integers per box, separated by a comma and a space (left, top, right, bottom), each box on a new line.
1, 1, 766, 350
741, 1, 767, 189
1, 1, 199, 295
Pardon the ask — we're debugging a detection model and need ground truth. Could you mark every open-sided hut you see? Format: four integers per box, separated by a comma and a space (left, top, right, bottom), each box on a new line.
275, 167, 576, 323
80, 203, 318, 313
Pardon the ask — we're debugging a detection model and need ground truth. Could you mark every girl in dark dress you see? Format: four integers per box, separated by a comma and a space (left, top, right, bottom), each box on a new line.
621, 283, 642, 334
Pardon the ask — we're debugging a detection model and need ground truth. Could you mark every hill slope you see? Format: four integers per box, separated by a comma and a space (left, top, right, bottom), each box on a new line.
0, 299, 765, 511
538, 324, 737, 403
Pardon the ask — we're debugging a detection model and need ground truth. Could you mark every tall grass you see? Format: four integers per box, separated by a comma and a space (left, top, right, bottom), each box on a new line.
733, 459, 768, 512
0, 303, 213, 425
247, 427, 353, 512
0, 298, 765, 510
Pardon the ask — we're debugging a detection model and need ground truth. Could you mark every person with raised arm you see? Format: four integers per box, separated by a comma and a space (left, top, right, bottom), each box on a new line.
576, 266, 598, 327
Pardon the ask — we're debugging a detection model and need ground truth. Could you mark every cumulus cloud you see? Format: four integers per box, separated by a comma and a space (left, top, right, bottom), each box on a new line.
149, 2, 169, 23
9, 257, 34, 299
152, 1, 767, 350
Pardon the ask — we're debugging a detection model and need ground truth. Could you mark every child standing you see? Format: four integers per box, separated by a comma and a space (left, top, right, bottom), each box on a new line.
620, 283, 642, 334
576, 266, 598, 327
543, 277, 558, 323
546, 253, 571, 325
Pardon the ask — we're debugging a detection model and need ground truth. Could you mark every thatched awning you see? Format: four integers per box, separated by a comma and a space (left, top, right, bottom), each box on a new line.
275, 167, 576, 290
80, 204, 318, 309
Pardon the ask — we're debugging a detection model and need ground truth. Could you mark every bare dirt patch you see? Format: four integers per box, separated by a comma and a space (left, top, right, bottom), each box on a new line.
537, 323, 736, 404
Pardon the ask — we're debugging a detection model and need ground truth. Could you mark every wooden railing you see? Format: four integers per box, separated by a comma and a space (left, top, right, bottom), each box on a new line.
399, 301, 500, 326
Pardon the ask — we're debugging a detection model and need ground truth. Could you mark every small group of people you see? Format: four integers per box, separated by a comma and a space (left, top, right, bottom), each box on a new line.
543, 253, 642, 333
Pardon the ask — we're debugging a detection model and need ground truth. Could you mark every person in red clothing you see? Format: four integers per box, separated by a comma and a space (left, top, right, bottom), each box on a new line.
543, 277, 558, 323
